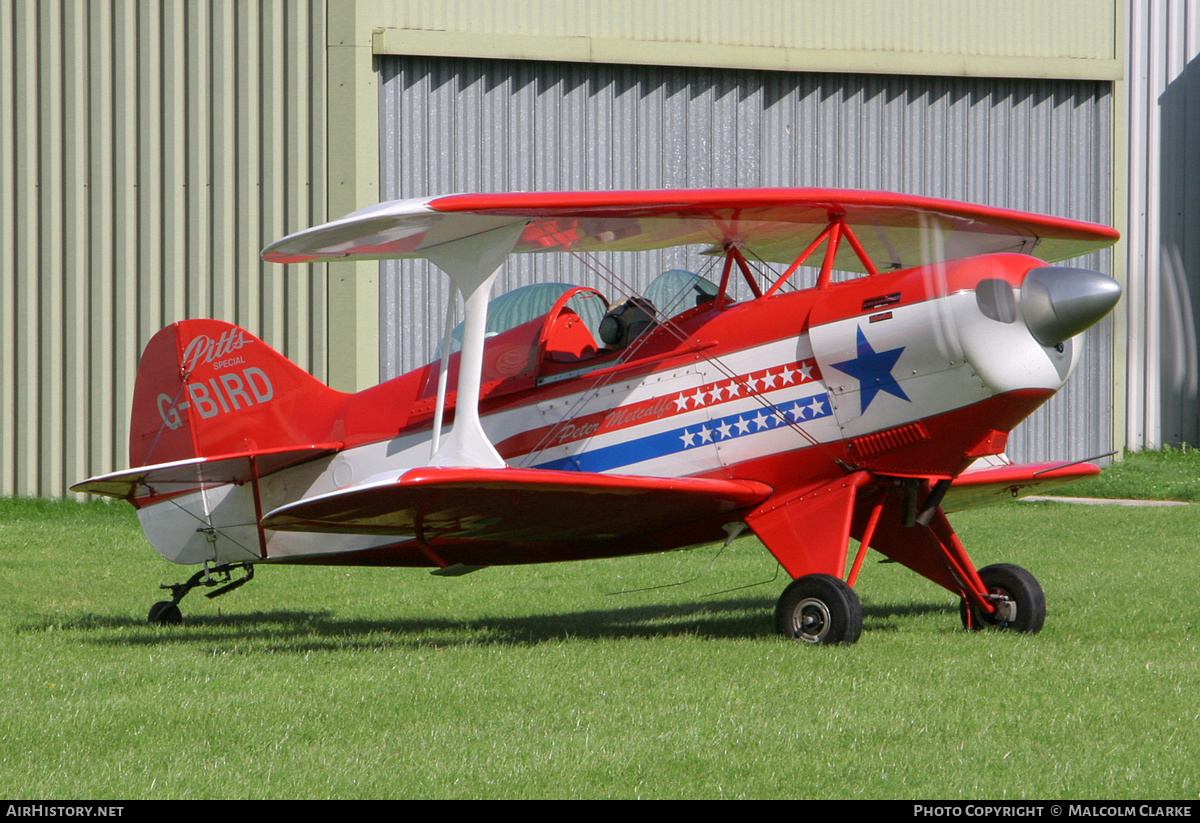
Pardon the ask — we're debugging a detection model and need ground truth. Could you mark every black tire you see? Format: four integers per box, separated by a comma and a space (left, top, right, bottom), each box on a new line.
960, 563, 1045, 633
775, 574, 863, 645
148, 601, 182, 625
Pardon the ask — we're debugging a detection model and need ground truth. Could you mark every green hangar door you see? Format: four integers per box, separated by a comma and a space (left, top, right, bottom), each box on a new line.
377, 55, 1114, 464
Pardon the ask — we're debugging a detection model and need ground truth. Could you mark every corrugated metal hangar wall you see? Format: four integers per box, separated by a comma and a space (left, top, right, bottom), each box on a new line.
0, 0, 327, 498
1127, 0, 1200, 449
1, 0, 1132, 497
378, 59, 1114, 465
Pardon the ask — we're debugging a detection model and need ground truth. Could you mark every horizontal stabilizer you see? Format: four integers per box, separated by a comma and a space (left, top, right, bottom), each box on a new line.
942, 460, 1100, 512
71, 443, 343, 503
260, 466, 773, 542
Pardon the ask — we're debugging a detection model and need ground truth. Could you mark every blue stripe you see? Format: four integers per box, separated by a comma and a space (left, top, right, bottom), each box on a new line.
533, 392, 833, 473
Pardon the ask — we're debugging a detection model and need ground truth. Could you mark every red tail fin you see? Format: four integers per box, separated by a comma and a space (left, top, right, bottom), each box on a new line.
129, 320, 346, 467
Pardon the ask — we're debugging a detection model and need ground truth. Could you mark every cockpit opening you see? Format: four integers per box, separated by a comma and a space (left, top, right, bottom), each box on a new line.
436, 269, 721, 360
418, 270, 726, 403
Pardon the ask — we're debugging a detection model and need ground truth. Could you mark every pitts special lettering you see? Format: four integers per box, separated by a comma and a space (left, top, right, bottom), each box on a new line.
181, 329, 249, 373
157, 368, 274, 430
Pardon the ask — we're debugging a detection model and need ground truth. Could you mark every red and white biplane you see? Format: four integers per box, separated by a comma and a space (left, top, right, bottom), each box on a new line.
74, 188, 1121, 643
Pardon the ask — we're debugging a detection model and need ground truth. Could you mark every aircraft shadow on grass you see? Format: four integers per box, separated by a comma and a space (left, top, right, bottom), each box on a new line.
36, 598, 957, 650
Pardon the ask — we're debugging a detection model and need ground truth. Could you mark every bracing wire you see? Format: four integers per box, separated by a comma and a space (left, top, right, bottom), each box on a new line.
521, 218, 853, 472
604, 539, 782, 597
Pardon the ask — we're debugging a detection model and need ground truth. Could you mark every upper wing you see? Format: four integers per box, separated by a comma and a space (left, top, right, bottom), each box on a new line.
262, 188, 1119, 271
260, 466, 772, 542
942, 460, 1101, 513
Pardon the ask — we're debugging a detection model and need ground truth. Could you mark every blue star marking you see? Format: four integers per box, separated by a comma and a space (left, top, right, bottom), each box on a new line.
830, 327, 911, 414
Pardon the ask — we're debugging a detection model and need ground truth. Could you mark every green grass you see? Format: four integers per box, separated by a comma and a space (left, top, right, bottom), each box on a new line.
1046, 446, 1200, 501
2, 495, 1198, 798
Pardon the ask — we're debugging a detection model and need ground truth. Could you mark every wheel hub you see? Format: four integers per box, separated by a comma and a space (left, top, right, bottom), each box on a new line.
795, 597, 832, 643
985, 591, 1017, 625
774, 573, 863, 645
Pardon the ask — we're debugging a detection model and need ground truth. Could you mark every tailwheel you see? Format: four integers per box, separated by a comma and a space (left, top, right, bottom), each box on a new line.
775, 574, 863, 645
148, 601, 182, 625
145, 562, 255, 625
960, 563, 1045, 634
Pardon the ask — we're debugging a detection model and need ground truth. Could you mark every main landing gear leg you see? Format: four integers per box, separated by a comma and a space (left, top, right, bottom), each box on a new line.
147, 562, 255, 625
759, 477, 1049, 641
744, 471, 875, 645
861, 496, 1047, 635
920, 510, 1046, 634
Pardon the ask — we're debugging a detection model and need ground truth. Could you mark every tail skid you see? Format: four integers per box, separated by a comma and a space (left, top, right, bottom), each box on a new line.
147, 562, 256, 625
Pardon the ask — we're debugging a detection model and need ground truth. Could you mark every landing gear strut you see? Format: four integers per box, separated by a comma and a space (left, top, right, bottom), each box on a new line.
147, 562, 255, 625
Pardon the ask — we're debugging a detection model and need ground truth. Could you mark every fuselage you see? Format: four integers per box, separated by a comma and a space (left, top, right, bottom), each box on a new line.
136, 252, 1089, 567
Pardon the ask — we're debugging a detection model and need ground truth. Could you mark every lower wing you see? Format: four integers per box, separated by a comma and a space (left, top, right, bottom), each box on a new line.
261, 466, 773, 542
942, 458, 1100, 513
